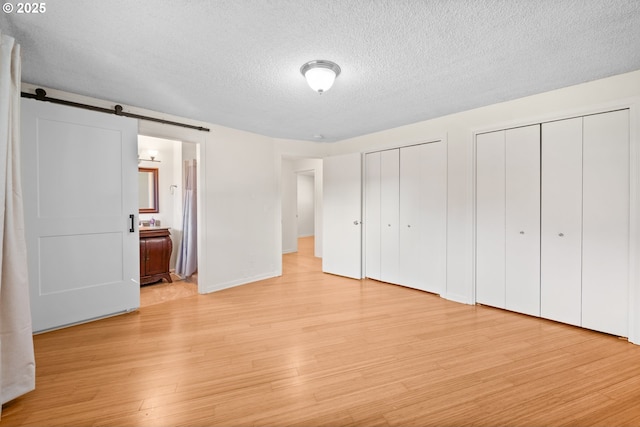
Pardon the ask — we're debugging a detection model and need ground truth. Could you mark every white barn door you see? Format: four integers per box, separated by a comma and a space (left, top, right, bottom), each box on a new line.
21, 99, 140, 332
322, 152, 362, 279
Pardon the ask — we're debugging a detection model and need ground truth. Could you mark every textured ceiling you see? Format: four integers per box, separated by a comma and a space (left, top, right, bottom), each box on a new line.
2, 1, 640, 142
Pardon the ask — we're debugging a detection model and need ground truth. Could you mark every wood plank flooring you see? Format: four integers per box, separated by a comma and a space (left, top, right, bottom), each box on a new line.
2, 236, 640, 426
140, 273, 198, 307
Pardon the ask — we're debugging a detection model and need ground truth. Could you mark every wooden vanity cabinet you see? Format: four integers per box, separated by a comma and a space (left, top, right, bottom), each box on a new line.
140, 227, 173, 285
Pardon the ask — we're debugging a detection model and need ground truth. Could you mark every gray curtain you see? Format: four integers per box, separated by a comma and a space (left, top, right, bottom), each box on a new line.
0, 32, 35, 411
176, 159, 197, 278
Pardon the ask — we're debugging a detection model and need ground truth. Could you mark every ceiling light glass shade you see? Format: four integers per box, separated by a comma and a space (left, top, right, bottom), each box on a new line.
300, 60, 341, 94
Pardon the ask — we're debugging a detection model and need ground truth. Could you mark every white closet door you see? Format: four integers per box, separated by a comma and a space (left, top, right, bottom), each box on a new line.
422, 142, 447, 295
400, 142, 447, 294
582, 110, 629, 336
365, 152, 382, 280
380, 149, 400, 284
505, 125, 541, 316
476, 131, 506, 309
399, 145, 423, 288
540, 117, 583, 326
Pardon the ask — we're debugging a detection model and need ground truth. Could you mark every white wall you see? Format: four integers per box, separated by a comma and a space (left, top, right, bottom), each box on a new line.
281, 158, 297, 253
137, 135, 178, 227
297, 174, 314, 237
205, 126, 279, 289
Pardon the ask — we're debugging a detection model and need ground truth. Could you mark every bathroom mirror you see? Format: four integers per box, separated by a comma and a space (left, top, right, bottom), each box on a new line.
138, 167, 159, 213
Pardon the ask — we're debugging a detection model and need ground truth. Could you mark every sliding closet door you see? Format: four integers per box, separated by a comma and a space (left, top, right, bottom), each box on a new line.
540, 117, 583, 326
380, 149, 400, 284
476, 131, 506, 309
582, 110, 629, 336
365, 152, 382, 281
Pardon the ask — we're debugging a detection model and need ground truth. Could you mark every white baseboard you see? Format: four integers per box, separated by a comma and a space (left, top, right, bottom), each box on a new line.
200, 271, 280, 294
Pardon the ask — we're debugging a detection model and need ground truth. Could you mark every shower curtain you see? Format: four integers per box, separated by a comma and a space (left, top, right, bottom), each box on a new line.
176, 159, 197, 278
0, 32, 36, 412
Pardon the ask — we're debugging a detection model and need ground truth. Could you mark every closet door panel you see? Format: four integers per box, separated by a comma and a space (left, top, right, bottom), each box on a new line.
582, 110, 629, 336
420, 142, 447, 294
398, 142, 447, 293
505, 125, 541, 316
540, 118, 583, 326
476, 131, 506, 309
365, 152, 382, 280
380, 149, 400, 284
399, 144, 425, 289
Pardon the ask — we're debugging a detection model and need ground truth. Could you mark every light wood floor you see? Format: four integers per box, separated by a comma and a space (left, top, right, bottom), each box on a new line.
3, 236, 640, 426
140, 273, 199, 307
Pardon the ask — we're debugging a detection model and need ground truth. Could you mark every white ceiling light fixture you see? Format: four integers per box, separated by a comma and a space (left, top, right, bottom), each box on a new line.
300, 60, 341, 94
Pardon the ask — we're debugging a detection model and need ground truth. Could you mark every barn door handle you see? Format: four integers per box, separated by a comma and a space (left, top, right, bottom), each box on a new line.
129, 214, 135, 232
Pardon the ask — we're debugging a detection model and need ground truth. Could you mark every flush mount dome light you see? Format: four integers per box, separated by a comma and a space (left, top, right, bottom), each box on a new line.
300, 60, 341, 94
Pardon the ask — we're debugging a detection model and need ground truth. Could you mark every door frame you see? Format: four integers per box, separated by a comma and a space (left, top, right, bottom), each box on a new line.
295, 169, 316, 239
137, 122, 207, 295
277, 155, 324, 276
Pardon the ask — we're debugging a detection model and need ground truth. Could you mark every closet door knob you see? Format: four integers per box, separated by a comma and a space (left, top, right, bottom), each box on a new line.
558, 233, 564, 237
519, 231, 525, 235
407, 224, 411, 228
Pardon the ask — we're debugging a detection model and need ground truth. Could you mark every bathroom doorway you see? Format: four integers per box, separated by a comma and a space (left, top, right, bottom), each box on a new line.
138, 135, 200, 307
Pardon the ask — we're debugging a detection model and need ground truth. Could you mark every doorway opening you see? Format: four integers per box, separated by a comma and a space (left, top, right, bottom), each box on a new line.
137, 135, 200, 307
282, 236, 321, 275
280, 156, 323, 260
297, 170, 315, 240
